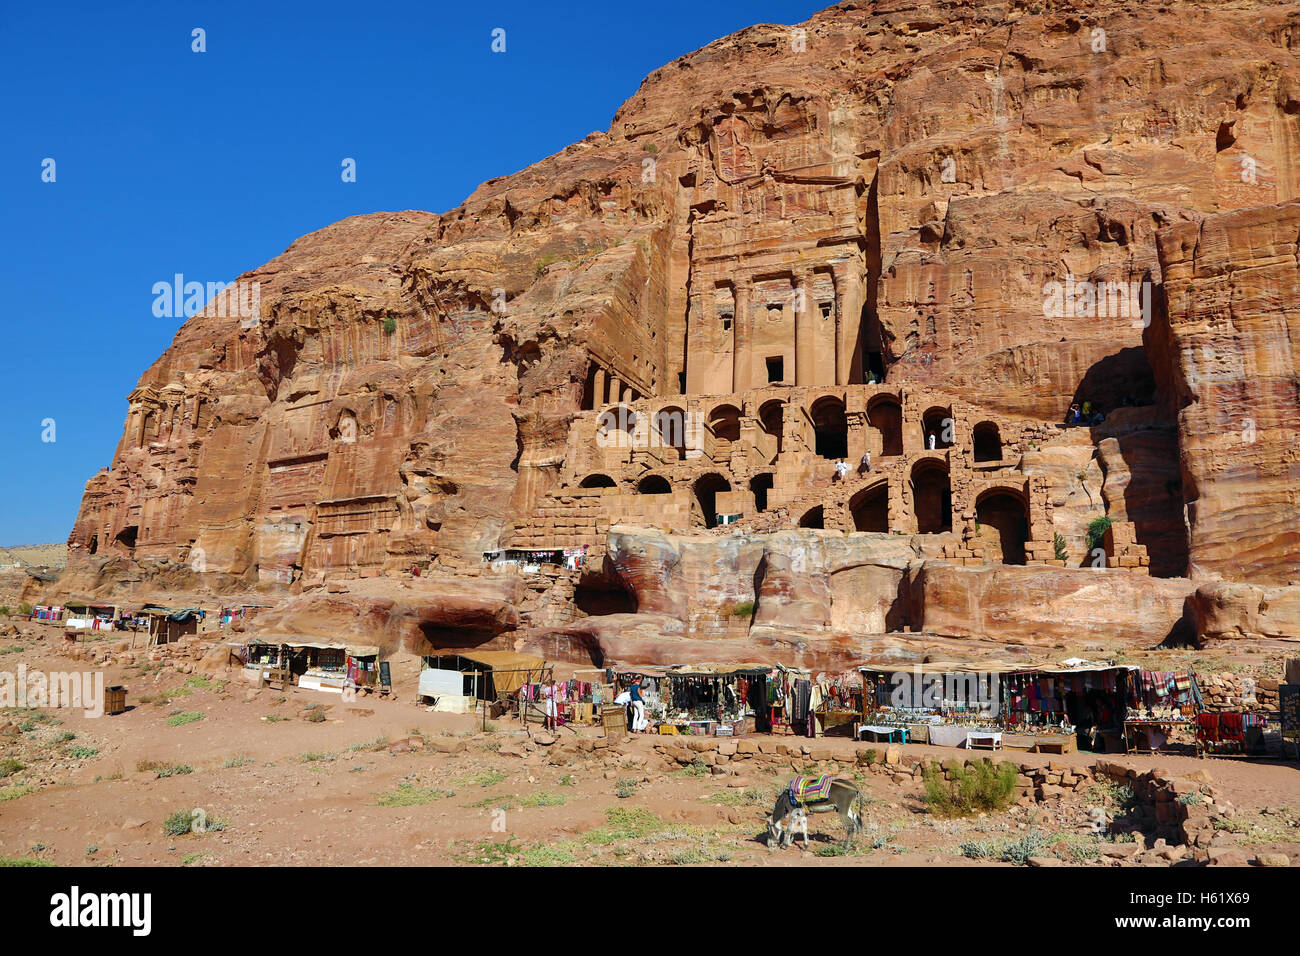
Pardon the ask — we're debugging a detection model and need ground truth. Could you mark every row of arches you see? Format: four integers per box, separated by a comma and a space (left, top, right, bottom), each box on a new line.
578, 462, 1029, 561
599, 396, 1006, 465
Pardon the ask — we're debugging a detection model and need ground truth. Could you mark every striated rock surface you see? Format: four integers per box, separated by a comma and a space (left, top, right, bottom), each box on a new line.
1153, 199, 1300, 584
519, 527, 1196, 668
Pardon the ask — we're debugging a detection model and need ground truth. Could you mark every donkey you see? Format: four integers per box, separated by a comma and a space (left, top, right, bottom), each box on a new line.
766, 778, 864, 851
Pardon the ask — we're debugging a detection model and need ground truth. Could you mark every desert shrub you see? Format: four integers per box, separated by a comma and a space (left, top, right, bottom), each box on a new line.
923, 760, 1020, 817
615, 778, 639, 799
518, 791, 565, 808
998, 830, 1055, 865
960, 829, 1054, 865
304, 709, 326, 723
165, 711, 204, 727
731, 601, 755, 618
1085, 515, 1113, 553
163, 810, 194, 836
0, 758, 23, 778
377, 784, 447, 807
1053, 532, 1069, 562
382, 316, 397, 334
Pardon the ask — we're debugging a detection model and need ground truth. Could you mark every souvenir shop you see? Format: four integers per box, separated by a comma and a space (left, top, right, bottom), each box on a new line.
242, 639, 284, 668
1000, 665, 1137, 753
811, 674, 865, 738
1123, 667, 1202, 753
344, 645, 381, 693
616, 663, 813, 737
285, 640, 350, 692
421, 651, 549, 713
29, 605, 64, 624
858, 663, 1011, 749
612, 666, 668, 732
145, 607, 203, 645
64, 603, 118, 630
517, 671, 607, 726
857, 661, 1204, 754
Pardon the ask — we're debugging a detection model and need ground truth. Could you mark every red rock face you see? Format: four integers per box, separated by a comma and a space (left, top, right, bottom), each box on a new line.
60, 1, 1300, 659
1154, 200, 1300, 584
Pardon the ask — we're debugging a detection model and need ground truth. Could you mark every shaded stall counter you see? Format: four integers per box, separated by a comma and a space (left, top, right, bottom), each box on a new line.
618, 662, 810, 736
241, 638, 381, 693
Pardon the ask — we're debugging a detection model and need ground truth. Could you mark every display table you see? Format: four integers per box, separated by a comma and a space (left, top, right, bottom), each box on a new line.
858, 724, 907, 744
1124, 719, 1183, 754
927, 724, 991, 748
966, 731, 1003, 750
1034, 734, 1077, 754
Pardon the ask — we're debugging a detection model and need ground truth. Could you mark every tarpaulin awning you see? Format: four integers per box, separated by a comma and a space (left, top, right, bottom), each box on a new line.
430, 651, 547, 695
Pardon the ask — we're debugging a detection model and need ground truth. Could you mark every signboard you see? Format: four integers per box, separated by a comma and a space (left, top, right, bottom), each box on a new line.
1280, 684, 1299, 742
379, 661, 392, 689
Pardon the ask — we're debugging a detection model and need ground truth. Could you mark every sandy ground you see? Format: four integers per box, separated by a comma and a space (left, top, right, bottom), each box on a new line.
1, 622, 1297, 867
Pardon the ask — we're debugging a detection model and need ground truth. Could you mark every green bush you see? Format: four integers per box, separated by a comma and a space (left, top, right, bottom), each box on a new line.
163, 810, 194, 836
165, 711, 204, 727
1053, 532, 1069, 562
382, 316, 397, 335
0, 758, 23, 778
731, 600, 755, 618
1085, 515, 1113, 554
923, 760, 1020, 817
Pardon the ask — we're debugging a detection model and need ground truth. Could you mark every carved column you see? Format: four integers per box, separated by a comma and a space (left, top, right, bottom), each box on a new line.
732, 277, 752, 393
794, 268, 815, 386
593, 368, 607, 407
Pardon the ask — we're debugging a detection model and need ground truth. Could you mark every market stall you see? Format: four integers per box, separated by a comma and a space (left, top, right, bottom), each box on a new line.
1123, 668, 1201, 754
812, 673, 865, 738
619, 663, 812, 737
285, 640, 351, 693
29, 605, 65, 624
1001, 663, 1139, 754
421, 651, 550, 725
64, 603, 117, 631
143, 606, 203, 645
858, 662, 1011, 748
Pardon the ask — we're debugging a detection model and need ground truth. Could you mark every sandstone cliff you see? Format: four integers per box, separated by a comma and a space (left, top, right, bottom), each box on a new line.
61, 0, 1300, 657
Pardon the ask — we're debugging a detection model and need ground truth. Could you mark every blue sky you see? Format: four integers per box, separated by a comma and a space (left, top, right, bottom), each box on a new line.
0, 0, 825, 545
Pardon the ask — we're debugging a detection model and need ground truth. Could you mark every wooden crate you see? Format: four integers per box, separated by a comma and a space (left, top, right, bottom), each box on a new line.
601, 706, 626, 743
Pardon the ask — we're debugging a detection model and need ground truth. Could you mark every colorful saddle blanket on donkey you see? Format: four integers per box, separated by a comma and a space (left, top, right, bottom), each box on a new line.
788, 774, 833, 806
